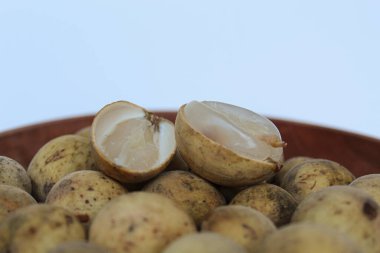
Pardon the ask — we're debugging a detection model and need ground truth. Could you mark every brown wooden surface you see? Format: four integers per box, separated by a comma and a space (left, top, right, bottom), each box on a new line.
0, 112, 379, 177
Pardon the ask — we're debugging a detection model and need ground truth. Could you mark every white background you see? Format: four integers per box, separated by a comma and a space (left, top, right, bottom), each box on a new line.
1, 1, 379, 139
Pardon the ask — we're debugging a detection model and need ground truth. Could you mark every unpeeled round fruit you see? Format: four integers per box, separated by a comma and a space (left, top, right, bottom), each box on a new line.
27, 134, 96, 201
273, 156, 311, 185
48, 241, 108, 253
201, 205, 276, 253
162, 232, 247, 253
46, 170, 127, 224
230, 183, 297, 226
350, 174, 380, 205
0, 184, 37, 223
292, 186, 380, 253
0, 156, 32, 193
0, 204, 85, 253
281, 159, 355, 202
89, 192, 196, 253
256, 223, 362, 253
144, 170, 225, 225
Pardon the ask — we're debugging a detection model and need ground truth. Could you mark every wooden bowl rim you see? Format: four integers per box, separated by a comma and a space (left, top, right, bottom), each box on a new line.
1, 112, 379, 144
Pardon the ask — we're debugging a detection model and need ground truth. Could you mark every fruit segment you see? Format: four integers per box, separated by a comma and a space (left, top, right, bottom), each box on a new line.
184, 101, 283, 163
101, 118, 159, 170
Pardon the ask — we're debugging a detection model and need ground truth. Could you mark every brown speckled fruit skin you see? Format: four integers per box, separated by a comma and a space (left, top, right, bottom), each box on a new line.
162, 232, 247, 253
175, 104, 279, 187
47, 241, 109, 253
0, 156, 32, 193
350, 174, 380, 205
144, 170, 226, 225
230, 183, 297, 226
201, 205, 276, 253
46, 170, 127, 224
0, 184, 37, 223
256, 223, 362, 253
27, 135, 96, 202
0, 204, 85, 253
281, 159, 355, 203
292, 186, 380, 253
273, 156, 311, 185
89, 192, 196, 253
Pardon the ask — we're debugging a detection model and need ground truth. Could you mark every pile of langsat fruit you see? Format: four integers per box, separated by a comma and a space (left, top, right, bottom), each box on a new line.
1, 100, 380, 253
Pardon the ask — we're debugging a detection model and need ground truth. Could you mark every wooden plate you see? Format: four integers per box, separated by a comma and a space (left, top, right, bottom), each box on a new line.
0, 112, 379, 177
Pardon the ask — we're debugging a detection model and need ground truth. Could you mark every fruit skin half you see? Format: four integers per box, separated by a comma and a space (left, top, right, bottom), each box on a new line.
175, 104, 280, 187
91, 146, 173, 184
91, 101, 176, 184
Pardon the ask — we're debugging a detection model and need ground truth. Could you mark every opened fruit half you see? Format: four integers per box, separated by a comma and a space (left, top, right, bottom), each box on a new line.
175, 101, 285, 187
91, 101, 176, 183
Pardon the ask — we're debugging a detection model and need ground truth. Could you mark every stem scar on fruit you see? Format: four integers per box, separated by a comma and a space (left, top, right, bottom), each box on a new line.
259, 135, 287, 148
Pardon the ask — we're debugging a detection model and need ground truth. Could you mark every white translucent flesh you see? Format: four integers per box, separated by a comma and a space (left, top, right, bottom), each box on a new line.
101, 118, 159, 170
94, 102, 176, 171
184, 101, 283, 163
